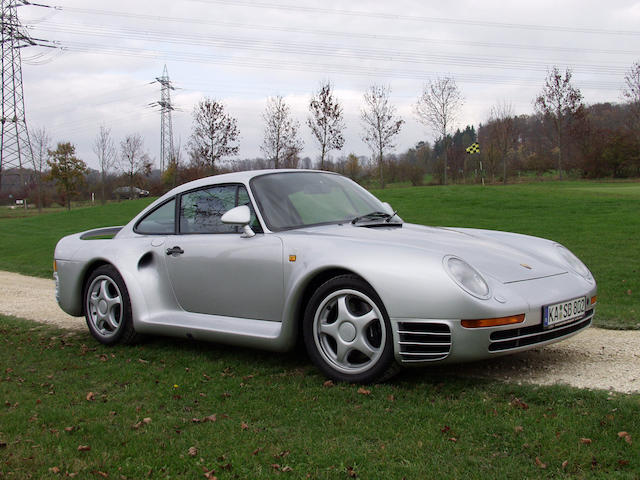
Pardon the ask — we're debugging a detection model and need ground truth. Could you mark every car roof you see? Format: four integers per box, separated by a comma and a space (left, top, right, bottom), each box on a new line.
165, 169, 336, 197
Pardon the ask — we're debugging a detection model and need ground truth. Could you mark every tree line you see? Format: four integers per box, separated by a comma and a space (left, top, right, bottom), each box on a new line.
2, 61, 639, 210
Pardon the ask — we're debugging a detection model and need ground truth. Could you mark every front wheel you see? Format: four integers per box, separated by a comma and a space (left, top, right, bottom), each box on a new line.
303, 275, 399, 383
83, 265, 138, 345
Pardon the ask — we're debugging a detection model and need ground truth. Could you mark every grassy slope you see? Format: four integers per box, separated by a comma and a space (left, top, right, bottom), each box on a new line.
0, 199, 153, 278
0, 316, 638, 479
0, 181, 638, 328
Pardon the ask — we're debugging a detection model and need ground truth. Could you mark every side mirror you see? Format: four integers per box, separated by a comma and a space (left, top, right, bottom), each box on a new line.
221, 205, 255, 238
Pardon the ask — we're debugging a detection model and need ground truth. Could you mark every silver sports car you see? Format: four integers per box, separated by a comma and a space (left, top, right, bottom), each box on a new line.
54, 169, 596, 382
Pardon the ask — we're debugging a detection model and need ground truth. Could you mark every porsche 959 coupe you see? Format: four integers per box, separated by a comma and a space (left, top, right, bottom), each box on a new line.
54, 170, 596, 382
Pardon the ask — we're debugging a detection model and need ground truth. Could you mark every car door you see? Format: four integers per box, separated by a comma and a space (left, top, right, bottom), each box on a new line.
164, 184, 284, 322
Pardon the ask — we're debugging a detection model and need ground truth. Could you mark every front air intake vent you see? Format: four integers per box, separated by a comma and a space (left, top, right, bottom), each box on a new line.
397, 321, 451, 363
488, 308, 594, 352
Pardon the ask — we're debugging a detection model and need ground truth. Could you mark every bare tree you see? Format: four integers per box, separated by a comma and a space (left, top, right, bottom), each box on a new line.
93, 125, 117, 205
307, 82, 345, 169
622, 61, 640, 135
489, 101, 515, 184
261, 96, 303, 169
120, 134, 150, 199
534, 67, 584, 180
31, 127, 50, 212
360, 85, 404, 188
188, 98, 240, 174
415, 76, 463, 185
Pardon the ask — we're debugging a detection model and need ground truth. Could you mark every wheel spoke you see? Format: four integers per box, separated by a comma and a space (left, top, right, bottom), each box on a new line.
334, 338, 352, 364
335, 295, 352, 322
319, 320, 338, 338
352, 335, 377, 360
351, 309, 378, 330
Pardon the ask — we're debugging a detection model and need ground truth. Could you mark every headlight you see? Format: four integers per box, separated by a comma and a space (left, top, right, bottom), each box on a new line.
444, 256, 490, 299
555, 244, 592, 280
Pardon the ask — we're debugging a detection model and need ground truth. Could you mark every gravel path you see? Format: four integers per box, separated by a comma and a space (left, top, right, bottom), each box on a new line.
1, 270, 638, 393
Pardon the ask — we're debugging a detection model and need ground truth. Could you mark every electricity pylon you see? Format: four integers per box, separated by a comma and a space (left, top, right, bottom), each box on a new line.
154, 65, 174, 173
1, 0, 53, 192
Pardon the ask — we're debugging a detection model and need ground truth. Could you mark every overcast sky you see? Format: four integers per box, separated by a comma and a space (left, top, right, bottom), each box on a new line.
19, 0, 640, 170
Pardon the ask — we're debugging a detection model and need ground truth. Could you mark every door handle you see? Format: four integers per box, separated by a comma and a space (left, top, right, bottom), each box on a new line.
166, 246, 184, 256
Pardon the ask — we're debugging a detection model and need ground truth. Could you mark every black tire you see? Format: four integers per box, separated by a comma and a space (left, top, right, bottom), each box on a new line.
303, 274, 400, 383
83, 264, 138, 345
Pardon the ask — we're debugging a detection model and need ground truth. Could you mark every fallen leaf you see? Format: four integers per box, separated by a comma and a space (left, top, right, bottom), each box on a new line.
252, 447, 263, 455
535, 457, 547, 469
618, 431, 632, 443
346, 465, 357, 478
271, 464, 281, 471
448, 437, 457, 443
142, 417, 152, 424
514, 426, 524, 433
138, 359, 149, 364
49, 466, 61, 474
618, 460, 629, 466
93, 471, 108, 478
357, 387, 371, 395
323, 380, 334, 388
77, 445, 91, 452
387, 394, 395, 402
511, 397, 529, 410
204, 414, 217, 422
188, 446, 198, 457
241, 422, 249, 430
203, 469, 217, 479
274, 450, 290, 458
580, 438, 592, 445
562, 460, 568, 469
440, 425, 451, 434
86, 392, 95, 402
282, 466, 293, 472
64, 427, 74, 432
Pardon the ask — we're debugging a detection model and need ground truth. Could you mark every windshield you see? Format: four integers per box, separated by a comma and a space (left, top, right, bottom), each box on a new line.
250, 172, 386, 231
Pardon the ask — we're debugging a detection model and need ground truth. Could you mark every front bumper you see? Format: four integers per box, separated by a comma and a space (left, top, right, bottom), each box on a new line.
391, 275, 596, 366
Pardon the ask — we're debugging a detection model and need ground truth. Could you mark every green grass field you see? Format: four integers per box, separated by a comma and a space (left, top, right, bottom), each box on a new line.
1, 181, 639, 478
1, 316, 638, 479
1, 180, 637, 329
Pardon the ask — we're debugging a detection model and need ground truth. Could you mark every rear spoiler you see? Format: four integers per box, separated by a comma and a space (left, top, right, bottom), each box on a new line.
79, 226, 124, 240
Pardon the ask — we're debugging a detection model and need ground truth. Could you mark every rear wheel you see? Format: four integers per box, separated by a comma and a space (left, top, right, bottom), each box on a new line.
84, 265, 137, 345
303, 275, 399, 383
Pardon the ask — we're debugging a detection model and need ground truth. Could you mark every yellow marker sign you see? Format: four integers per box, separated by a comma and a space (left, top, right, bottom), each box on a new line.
289, 255, 297, 262
466, 142, 480, 154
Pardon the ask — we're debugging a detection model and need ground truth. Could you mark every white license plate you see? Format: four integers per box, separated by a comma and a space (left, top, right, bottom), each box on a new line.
543, 296, 586, 328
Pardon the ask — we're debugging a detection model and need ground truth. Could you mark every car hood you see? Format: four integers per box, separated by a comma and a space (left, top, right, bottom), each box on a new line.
282, 223, 567, 284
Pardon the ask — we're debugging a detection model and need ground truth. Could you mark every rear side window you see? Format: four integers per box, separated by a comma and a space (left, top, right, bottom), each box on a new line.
135, 199, 176, 234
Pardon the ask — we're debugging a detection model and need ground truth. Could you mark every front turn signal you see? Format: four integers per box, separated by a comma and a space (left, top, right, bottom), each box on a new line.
461, 314, 525, 329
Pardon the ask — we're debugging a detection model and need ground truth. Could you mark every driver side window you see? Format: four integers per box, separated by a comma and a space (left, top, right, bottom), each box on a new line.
179, 185, 261, 234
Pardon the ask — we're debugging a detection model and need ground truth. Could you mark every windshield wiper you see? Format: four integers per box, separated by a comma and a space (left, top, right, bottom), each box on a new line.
351, 211, 399, 225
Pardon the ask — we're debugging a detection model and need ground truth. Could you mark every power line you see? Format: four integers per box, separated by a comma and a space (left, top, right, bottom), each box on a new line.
192, 0, 640, 36
60, 40, 625, 91
57, 6, 640, 56
34, 21, 632, 78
